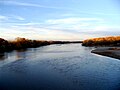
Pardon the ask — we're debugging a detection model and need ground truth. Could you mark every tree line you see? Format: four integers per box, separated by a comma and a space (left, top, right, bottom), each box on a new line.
0, 37, 82, 52
82, 36, 120, 46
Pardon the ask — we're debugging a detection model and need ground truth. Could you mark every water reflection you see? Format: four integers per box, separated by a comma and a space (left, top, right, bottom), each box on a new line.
0, 53, 8, 60
0, 53, 5, 60
16, 49, 27, 60
0, 48, 36, 65
0, 44, 120, 90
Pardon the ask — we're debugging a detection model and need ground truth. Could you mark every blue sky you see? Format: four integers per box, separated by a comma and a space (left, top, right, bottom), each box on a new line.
0, 0, 120, 40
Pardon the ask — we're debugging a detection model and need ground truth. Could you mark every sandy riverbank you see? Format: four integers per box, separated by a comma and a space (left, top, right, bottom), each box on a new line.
91, 47, 120, 60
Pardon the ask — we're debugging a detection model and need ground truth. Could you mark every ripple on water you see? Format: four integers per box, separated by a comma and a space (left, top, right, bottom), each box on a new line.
0, 44, 120, 90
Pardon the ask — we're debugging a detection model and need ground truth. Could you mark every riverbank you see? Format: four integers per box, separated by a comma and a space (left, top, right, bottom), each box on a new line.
0, 37, 82, 53
91, 47, 120, 60
82, 36, 120, 46
82, 36, 120, 60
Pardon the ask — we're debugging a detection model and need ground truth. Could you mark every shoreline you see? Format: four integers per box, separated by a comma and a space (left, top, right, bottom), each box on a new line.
0, 37, 82, 53
91, 47, 120, 60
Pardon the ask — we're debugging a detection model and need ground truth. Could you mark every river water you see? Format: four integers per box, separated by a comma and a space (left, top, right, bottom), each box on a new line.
0, 44, 120, 90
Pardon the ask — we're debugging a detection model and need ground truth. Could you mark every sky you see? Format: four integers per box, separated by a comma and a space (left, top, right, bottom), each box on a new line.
0, 0, 120, 41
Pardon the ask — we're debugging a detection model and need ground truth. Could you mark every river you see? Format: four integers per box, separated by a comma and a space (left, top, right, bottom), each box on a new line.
0, 44, 120, 90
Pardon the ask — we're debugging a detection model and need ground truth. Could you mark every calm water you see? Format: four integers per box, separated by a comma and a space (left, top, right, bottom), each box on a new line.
0, 44, 120, 90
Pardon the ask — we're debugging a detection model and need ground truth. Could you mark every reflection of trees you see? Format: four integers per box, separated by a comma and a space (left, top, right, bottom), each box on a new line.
16, 49, 27, 60
0, 53, 5, 60
0, 53, 8, 60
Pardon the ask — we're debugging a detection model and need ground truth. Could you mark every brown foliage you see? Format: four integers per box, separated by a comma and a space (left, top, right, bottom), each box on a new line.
82, 36, 120, 46
0, 37, 81, 52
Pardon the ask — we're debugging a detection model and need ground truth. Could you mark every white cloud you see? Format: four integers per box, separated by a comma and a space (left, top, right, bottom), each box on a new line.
42, 17, 104, 31
8, 15, 25, 21
1, 22, 120, 41
1, 1, 120, 16
6, 17, 101, 31
0, 15, 25, 22
0, 15, 119, 40
0, 25, 96, 40
13, 15, 25, 20
93, 25, 120, 32
12, 22, 43, 26
0, 15, 8, 21
46, 18, 103, 24
1, 1, 69, 10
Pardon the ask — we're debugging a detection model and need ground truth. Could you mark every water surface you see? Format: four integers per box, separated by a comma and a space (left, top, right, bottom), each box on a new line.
0, 44, 120, 90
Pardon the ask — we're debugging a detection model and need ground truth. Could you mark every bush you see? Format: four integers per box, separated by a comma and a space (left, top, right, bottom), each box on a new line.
82, 36, 120, 46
